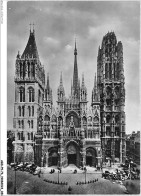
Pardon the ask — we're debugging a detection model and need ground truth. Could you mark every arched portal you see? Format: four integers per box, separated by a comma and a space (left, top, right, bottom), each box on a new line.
66, 141, 80, 167
86, 147, 97, 167
48, 148, 58, 167
115, 140, 120, 158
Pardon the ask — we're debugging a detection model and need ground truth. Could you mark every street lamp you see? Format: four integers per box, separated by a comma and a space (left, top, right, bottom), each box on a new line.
129, 160, 133, 180
58, 170, 59, 184
84, 167, 86, 184
14, 166, 16, 194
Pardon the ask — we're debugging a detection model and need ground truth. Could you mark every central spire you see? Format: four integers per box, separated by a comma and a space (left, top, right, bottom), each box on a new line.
73, 39, 78, 93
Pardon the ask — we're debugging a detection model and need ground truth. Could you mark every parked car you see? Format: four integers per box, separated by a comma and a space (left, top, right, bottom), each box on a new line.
15, 163, 24, 170
25, 164, 32, 172
10, 162, 17, 168
20, 163, 28, 171
33, 167, 41, 175
29, 164, 37, 174
102, 171, 110, 178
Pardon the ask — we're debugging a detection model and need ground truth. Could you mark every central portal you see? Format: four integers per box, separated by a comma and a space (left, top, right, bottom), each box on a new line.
68, 154, 76, 165
66, 142, 80, 167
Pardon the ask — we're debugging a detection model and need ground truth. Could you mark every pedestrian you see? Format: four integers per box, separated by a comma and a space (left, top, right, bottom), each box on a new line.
68, 186, 72, 194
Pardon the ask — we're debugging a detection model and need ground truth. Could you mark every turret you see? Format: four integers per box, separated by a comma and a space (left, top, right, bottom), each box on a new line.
44, 73, 53, 108
57, 72, 65, 102
80, 74, 87, 102
92, 73, 100, 106
15, 27, 45, 87
80, 74, 87, 115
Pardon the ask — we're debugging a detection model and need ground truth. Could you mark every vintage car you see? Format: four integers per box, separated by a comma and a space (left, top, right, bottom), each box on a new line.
102, 171, 110, 178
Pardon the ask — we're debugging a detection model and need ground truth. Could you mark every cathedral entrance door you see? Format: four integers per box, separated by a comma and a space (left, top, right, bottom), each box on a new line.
86, 148, 97, 167
52, 156, 58, 166
68, 154, 76, 165
48, 150, 58, 167
67, 143, 79, 166
86, 156, 92, 166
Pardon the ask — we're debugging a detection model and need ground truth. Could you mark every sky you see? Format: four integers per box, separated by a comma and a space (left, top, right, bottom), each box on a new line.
7, 1, 140, 134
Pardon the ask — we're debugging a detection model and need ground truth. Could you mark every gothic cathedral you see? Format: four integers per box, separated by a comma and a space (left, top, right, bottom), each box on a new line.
13, 28, 126, 168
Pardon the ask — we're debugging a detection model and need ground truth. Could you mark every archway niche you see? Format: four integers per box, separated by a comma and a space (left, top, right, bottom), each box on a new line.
86, 147, 97, 167
115, 140, 120, 158
58, 116, 63, 126
48, 148, 58, 167
66, 141, 80, 167
82, 116, 87, 127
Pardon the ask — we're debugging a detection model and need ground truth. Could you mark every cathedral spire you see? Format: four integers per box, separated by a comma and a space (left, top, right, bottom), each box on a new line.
57, 72, 65, 102
45, 73, 53, 105
21, 26, 39, 59
73, 39, 78, 93
80, 73, 87, 102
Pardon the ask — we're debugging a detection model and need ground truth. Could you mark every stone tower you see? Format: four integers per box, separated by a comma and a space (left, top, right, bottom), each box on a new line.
97, 32, 126, 163
13, 27, 45, 163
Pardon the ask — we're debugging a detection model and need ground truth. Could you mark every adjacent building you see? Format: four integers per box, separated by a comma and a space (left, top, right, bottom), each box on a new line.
7, 130, 15, 164
12, 28, 126, 167
126, 131, 140, 165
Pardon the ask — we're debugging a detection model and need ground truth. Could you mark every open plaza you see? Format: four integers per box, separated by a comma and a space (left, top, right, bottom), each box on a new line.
7, 163, 140, 194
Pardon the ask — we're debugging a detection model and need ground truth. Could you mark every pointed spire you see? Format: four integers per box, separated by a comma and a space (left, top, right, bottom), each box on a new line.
33, 23, 35, 34
17, 51, 20, 59
58, 72, 65, 93
74, 38, 77, 55
57, 72, 65, 101
73, 39, 78, 92
21, 25, 39, 59
60, 72, 63, 87
29, 23, 31, 33
92, 73, 99, 104
45, 72, 53, 104
82, 73, 85, 87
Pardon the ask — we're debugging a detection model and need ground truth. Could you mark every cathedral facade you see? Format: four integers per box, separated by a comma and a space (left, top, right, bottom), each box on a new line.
12, 28, 126, 168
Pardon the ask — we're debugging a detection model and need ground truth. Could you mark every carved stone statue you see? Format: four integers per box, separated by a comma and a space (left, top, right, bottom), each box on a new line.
69, 116, 75, 128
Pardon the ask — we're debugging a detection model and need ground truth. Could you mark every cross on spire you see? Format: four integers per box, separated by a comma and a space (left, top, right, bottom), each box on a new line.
29, 23, 31, 28
33, 23, 35, 31
29, 22, 35, 33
